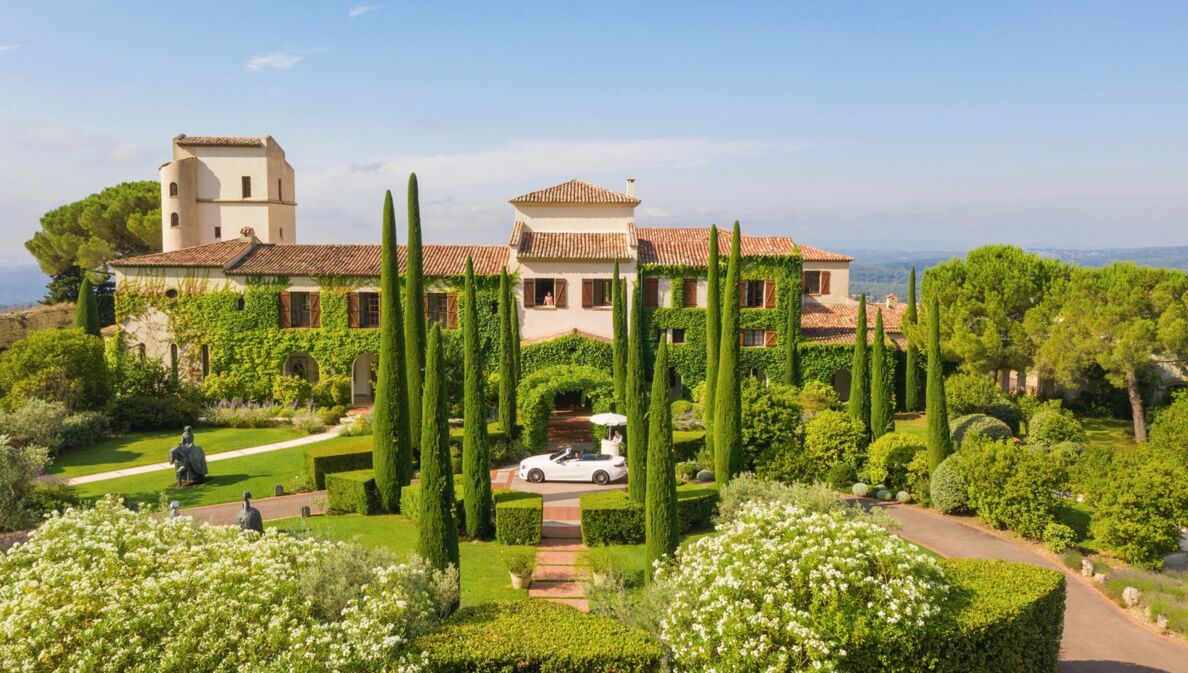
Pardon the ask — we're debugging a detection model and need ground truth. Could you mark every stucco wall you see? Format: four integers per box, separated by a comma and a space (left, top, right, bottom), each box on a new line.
803, 260, 851, 304
514, 259, 637, 341
513, 205, 634, 233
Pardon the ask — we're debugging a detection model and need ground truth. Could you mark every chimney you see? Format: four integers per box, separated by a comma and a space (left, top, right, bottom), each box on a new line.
625, 178, 636, 197
239, 226, 260, 245
885, 293, 898, 309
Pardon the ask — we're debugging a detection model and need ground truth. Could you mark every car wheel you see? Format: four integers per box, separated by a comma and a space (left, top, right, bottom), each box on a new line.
592, 470, 610, 485
527, 468, 545, 483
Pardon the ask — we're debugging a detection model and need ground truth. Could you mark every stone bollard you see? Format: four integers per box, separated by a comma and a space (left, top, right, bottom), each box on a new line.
300, 506, 311, 518
1122, 586, 1141, 608
274, 484, 284, 497
1156, 615, 1169, 631
1080, 559, 1094, 577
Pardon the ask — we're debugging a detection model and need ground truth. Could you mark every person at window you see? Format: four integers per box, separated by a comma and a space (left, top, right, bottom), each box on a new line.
543, 291, 554, 306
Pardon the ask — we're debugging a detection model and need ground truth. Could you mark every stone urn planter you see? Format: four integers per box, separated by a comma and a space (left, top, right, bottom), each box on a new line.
503, 549, 535, 591
509, 571, 532, 590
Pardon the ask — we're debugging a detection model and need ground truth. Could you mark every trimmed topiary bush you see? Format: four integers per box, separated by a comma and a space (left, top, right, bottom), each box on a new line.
1043, 522, 1076, 553
983, 398, 1022, 434
415, 600, 663, 672
954, 440, 1066, 539
804, 409, 867, 479
580, 485, 717, 545
852, 482, 869, 497
304, 443, 372, 489
1026, 409, 1085, 446
868, 432, 926, 489
672, 429, 705, 461
311, 374, 352, 408
930, 456, 967, 514
895, 490, 911, 503
950, 413, 1013, 447
325, 469, 380, 515
494, 491, 543, 545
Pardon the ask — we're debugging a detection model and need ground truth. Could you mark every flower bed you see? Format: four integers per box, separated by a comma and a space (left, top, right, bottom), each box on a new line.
580, 484, 717, 545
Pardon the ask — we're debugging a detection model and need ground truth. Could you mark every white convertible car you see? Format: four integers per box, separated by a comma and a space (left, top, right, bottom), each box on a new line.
518, 448, 628, 485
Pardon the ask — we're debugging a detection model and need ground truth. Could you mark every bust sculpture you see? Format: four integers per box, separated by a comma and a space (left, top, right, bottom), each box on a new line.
168, 425, 208, 486
237, 491, 264, 534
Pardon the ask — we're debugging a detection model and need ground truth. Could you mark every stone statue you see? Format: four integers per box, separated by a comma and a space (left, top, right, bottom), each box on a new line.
237, 491, 263, 534
168, 425, 208, 486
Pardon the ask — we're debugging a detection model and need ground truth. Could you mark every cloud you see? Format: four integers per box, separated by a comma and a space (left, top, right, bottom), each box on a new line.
0, 44, 20, 54
348, 4, 381, 18
0, 124, 152, 164
246, 50, 304, 71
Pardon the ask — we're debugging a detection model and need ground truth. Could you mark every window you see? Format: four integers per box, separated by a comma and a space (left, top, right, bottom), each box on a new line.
170, 213, 179, 228
169, 182, 178, 197
522, 278, 567, 308
277, 178, 283, 201
426, 292, 460, 328
279, 227, 284, 240
742, 280, 766, 307
214, 226, 222, 239
682, 278, 698, 308
643, 277, 660, 308
741, 329, 766, 347
671, 328, 686, 344
200, 345, 209, 379
583, 279, 612, 308
803, 270, 830, 296
242, 176, 252, 198
289, 292, 312, 327
360, 291, 380, 328
748, 368, 767, 383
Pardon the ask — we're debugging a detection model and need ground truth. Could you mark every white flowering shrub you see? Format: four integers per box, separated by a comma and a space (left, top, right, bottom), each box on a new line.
0, 496, 457, 673
656, 501, 947, 673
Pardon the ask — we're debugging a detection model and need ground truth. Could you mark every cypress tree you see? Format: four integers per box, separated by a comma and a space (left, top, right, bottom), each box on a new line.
498, 268, 517, 435
703, 225, 720, 459
511, 287, 522, 385
625, 280, 648, 503
417, 323, 459, 572
645, 338, 678, 583
713, 222, 743, 484
75, 274, 100, 337
926, 296, 953, 473
461, 257, 492, 538
848, 293, 871, 441
373, 191, 413, 512
404, 173, 426, 461
784, 290, 799, 385
904, 266, 922, 411
611, 261, 627, 413
870, 308, 895, 439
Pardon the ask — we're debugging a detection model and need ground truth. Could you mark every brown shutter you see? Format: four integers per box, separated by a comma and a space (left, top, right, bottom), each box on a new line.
446, 293, 459, 328
764, 279, 776, 309
278, 292, 291, 328
309, 292, 321, 327
764, 330, 777, 347
347, 292, 360, 328
643, 278, 659, 308
738, 329, 746, 346
738, 280, 747, 307
821, 271, 831, 295
683, 278, 698, 307
555, 278, 568, 308
523, 279, 535, 308
582, 279, 594, 308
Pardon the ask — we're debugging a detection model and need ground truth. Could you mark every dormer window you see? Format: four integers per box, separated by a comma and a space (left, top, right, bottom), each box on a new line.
170, 213, 179, 228
241, 176, 251, 198
169, 182, 178, 197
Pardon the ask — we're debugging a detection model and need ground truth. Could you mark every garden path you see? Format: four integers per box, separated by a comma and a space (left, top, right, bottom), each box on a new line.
65, 428, 342, 486
528, 538, 589, 611
869, 499, 1188, 673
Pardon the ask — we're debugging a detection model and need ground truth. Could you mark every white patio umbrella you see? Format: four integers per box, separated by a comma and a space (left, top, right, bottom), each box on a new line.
588, 412, 628, 427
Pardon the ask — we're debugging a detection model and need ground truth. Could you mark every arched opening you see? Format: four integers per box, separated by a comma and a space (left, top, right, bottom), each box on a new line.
351, 353, 378, 406
517, 365, 614, 451
169, 182, 178, 197
282, 352, 320, 383
169, 343, 179, 381
832, 368, 852, 402
170, 212, 179, 227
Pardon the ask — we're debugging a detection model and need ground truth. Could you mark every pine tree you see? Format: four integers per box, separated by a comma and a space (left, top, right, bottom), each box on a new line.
784, 290, 799, 385
713, 222, 743, 484
498, 268, 517, 435
404, 173, 426, 461
611, 261, 628, 413
904, 266, 922, 411
417, 323, 459, 572
645, 338, 678, 583
926, 295, 953, 472
74, 274, 100, 337
848, 293, 871, 441
373, 191, 413, 512
703, 225, 720, 459
626, 279, 648, 503
462, 257, 493, 537
870, 308, 895, 439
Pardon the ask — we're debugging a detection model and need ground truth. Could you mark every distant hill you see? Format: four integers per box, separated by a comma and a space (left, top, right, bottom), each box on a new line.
0, 266, 50, 307
845, 246, 1188, 300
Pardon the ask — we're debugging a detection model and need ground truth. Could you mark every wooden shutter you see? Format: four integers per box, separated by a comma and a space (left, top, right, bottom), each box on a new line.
555, 279, 568, 308
738, 329, 745, 345
764, 330, 777, 347
643, 278, 659, 308
278, 292, 291, 328
446, 293, 459, 328
683, 278, 698, 307
821, 271, 831, 295
582, 279, 594, 308
764, 279, 776, 308
523, 279, 536, 308
347, 292, 360, 328
738, 280, 747, 307
309, 292, 321, 327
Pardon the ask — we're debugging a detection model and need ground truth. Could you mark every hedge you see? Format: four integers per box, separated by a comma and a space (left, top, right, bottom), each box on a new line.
401, 476, 465, 528
950, 413, 1013, 447
305, 443, 372, 489
416, 601, 662, 672
325, 469, 380, 515
449, 423, 511, 471
672, 429, 705, 461
580, 485, 717, 545
493, 490, 543, 545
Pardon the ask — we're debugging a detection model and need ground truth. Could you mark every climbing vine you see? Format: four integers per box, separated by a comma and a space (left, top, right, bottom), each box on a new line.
516, 364, 615, 450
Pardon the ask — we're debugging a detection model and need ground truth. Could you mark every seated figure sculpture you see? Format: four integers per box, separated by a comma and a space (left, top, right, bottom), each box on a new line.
168, 426, 208, 486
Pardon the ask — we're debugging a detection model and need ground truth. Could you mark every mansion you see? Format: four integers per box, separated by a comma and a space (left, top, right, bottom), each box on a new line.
111, 135, 906, 405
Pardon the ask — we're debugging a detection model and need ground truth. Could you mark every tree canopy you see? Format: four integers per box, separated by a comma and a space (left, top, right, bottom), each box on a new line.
26, 181, 161, 275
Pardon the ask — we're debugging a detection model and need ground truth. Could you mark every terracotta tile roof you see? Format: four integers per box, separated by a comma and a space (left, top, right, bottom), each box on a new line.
509, 221, 525, 247
800, 301, 907, 345
636, 227, 795, 265
516, 231, 630, 261
509, 179, 640, 206
797, 244, 854, 262
175, 135, 265, 147
114, 242, 507, 277
110, 240, 253, 268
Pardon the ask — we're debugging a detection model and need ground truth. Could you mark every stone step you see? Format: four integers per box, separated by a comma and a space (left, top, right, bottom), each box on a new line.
528, 580, 585, 599
538, 538, 587, 551
533, 565, 589, 581
545, 598, 590, 612
542, 523, 582, 539
535, 550, 580, 566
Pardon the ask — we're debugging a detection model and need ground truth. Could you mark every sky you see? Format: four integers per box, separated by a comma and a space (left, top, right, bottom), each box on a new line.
1, 0, 1187, 267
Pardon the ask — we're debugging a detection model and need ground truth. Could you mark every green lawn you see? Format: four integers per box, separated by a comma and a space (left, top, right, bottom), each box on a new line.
75, 434, 372, 509
894, 413, 928, 442
1080, 416, 1137, 452
49, 426, 307, 479
269, 513, 532, 605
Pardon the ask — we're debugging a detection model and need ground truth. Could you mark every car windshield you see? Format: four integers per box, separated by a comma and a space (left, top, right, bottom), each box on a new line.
548, 450, 570, 461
